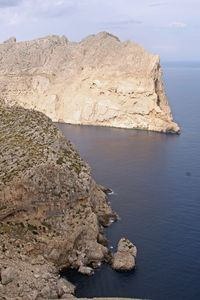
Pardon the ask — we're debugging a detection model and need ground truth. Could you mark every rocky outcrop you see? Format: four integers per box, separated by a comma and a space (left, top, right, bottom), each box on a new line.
0, 32, 180, 134
0, 102, 117, 299
78, 266, 94, 276
112, 238, 137, 271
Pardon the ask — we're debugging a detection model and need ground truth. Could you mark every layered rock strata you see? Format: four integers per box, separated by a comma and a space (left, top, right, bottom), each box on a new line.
0, 103, 117, 299
0, 32, 180, 133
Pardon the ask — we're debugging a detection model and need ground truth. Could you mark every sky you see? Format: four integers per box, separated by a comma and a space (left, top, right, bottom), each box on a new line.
0, 0, 199, 61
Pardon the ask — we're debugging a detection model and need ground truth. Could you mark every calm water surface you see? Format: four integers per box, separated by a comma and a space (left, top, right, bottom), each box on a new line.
57, 62, 200, 300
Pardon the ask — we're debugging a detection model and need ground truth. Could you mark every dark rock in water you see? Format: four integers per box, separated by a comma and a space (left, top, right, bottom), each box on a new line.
98, 184, 113, 194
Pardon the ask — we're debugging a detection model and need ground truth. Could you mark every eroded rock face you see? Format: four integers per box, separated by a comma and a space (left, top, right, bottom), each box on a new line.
1, 267, 17, 285
0, 103, 116, 299
0, 32, 180, 133
112, 238, 137, 271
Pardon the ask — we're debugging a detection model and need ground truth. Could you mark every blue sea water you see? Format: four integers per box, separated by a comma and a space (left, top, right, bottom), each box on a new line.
57, 62, 200, 300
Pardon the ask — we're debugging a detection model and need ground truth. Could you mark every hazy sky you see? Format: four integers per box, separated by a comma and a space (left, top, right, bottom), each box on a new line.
0, 0, 199, 61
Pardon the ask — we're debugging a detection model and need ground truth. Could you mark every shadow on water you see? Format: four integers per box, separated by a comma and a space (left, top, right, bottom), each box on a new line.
56, 63, 200, 300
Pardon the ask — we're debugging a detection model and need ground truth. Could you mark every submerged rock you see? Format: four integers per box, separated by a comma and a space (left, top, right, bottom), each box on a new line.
0, 32, 180, 133
112, 238, 137, 271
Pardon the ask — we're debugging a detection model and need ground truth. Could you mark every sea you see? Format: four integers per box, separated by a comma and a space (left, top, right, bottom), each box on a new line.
57, 61, 200, 300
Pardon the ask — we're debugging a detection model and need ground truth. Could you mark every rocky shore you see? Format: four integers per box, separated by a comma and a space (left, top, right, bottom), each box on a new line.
0, 32, 180, 134
0, 103, 123, 299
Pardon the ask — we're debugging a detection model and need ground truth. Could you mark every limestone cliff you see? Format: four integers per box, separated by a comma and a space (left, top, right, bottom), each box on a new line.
0, 103, 116, 299
0, 32, 180, 133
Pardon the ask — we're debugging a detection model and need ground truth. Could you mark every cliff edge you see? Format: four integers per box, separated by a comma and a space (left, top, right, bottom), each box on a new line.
0, 32, 180, 133
0, 103, 117, 299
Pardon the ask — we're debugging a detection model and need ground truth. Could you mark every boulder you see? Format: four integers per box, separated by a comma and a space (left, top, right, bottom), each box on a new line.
78, 266, 94, 275
57, 278, 75, 297
112, 238, 137, 271
85, 241, 108, 261
61, 294, 76, 299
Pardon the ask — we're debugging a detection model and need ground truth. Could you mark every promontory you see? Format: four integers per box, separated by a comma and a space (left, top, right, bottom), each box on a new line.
0, 102, 117, 299
0, 32, 180, 134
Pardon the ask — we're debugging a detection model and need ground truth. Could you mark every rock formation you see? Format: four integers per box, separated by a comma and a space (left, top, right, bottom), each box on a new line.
0, 32, 180, 134
0, 102, 117, 299
112, 238, 137, 271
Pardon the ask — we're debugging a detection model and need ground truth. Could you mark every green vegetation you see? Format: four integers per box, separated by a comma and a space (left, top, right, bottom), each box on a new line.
41, 221, 52, 230
0, 222, 28, 239
56, 157, 64, 165
27, 223, 37, 231
0, 205, 7, 211
0, 105, 87, 184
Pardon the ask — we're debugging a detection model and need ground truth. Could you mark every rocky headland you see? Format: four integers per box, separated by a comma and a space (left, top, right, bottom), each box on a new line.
0, 32, 180, 134
0, 102, 121, 299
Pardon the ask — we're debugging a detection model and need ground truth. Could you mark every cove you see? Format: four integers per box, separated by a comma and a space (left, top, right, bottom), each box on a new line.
57, 62, 200, 300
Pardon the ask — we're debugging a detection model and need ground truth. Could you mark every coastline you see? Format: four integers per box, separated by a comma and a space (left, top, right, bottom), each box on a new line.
0, 104, 136, 299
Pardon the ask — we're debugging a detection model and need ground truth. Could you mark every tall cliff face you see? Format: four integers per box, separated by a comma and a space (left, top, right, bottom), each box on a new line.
0, 103, 116, 299
0, 32, 180, 133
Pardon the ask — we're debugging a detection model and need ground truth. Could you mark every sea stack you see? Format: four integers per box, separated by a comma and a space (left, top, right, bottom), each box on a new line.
0, 32, 180, 134
112, 238, 137, 271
